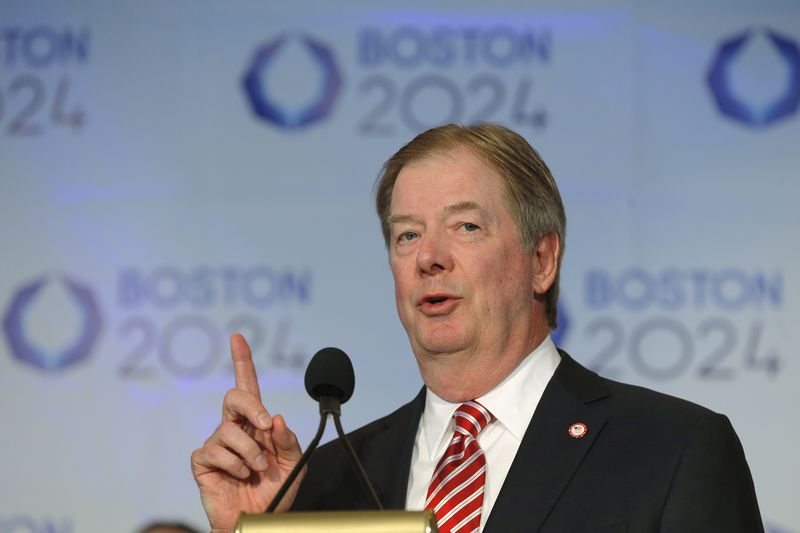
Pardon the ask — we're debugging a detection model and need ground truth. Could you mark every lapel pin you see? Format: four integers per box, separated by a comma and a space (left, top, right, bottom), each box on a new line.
568, 422, 588, 439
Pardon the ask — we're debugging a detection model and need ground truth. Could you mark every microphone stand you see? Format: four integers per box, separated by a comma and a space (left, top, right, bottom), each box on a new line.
332, 412, 383, 510
265, 396, 383, 512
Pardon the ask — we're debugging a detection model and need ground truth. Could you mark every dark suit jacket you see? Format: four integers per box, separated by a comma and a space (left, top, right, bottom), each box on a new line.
292, 351, 763, 532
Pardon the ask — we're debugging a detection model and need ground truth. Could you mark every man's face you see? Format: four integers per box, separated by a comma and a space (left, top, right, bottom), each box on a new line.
389, 147, 544, 385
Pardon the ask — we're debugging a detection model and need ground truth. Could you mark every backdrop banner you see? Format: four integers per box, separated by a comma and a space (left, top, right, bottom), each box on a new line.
0, 2, 797, 532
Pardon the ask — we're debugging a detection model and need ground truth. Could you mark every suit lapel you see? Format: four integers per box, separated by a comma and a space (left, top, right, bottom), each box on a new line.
361, 387, 426, 509
484, 352, 610, 533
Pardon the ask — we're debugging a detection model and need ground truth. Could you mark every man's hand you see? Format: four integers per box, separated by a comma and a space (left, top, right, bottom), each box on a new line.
191, 334, 304, 532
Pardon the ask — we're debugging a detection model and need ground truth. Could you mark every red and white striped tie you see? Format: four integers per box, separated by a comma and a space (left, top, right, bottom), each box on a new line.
426, 401, 494, 533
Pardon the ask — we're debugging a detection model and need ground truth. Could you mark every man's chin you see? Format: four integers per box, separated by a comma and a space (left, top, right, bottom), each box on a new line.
411, 332, 471, 359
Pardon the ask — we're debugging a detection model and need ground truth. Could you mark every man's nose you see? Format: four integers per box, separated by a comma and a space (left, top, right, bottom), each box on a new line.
416, 229, 453, 275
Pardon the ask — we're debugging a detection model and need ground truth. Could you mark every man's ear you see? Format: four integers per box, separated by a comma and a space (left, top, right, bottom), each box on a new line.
532, 232, 560, 295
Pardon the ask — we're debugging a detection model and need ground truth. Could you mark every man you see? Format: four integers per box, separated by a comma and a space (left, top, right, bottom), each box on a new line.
191, 123, 763, 532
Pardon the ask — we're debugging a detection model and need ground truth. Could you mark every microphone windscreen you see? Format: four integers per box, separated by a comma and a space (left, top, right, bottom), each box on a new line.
304, 347, 355, 403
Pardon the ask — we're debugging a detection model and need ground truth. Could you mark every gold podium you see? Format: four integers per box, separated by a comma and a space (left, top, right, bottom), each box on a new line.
235, 510, 439, 533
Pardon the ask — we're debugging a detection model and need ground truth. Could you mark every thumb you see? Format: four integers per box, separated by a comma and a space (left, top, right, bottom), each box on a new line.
272, 414, 303, 461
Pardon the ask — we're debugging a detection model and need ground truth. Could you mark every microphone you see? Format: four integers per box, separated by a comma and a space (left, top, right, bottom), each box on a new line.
304, 347, 354, 416
265, 347, 383, 512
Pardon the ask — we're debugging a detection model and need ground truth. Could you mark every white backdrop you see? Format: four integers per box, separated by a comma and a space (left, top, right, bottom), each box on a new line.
0, 1, 797, 532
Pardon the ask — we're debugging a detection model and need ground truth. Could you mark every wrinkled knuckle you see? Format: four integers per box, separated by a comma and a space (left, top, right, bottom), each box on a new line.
204, 423, 222, 440
222, 452, 243, 471
245, 439, 262, 457
206, 445, 226, 464
223, 388, 239, 404
190, 447, 202, 464
218, 420, 238, 436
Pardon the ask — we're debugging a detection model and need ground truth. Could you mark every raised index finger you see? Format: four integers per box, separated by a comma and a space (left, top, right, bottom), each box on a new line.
230, 333, 262, 401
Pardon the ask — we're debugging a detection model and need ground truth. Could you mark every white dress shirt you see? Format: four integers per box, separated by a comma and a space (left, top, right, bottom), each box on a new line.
405, 336, 561, 531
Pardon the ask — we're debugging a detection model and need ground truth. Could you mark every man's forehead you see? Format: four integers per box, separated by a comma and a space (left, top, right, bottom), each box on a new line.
390, 151, 506, 213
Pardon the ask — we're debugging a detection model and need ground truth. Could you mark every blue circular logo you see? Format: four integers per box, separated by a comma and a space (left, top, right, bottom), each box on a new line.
3, 276, 102, 373
707, 28, 800, 127
242, 34, 343, 130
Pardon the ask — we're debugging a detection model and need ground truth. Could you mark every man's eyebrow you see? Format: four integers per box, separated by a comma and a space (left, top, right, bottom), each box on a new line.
444, 201, 483, 214
387, 213, 416, 225
388, 201, 484, 226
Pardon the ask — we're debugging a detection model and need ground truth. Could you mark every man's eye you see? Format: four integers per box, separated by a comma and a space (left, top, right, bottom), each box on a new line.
399, 231, 419, 242
462, 222, 480, 232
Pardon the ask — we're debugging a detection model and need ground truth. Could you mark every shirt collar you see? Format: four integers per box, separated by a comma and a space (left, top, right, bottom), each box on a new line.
421, 336, 561, 459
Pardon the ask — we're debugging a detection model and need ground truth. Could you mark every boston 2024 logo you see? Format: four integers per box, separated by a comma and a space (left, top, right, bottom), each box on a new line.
242, 33, 342, 130
3, 276, 102, 373
708, 27, 800, 128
